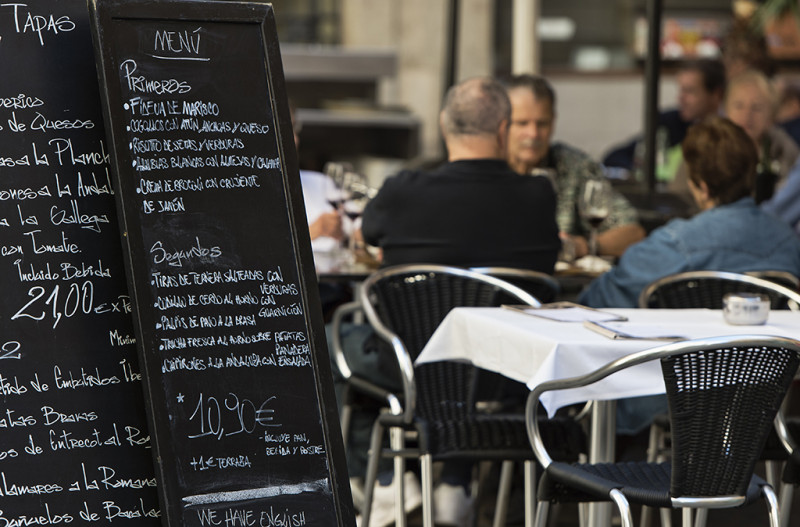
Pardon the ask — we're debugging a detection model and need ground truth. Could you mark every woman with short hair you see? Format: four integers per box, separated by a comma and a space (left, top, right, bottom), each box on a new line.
580, 116, 800, 310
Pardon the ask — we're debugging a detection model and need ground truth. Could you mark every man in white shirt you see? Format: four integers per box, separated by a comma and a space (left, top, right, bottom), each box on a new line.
291, 106, 344, 250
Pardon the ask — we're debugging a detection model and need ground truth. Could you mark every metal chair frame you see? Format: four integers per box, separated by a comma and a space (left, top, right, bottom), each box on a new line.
334, 264, 543, 527
774, 396, 800, 527
745, 271, 800, 291
638, 270, 800, 311
470, 266, 561, 304
526, 335, 800, 527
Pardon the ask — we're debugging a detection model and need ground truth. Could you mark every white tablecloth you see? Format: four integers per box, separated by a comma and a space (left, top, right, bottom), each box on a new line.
417, 307, 800, 415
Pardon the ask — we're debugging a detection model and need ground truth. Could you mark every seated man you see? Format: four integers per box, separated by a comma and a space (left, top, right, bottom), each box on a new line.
290, 104, 346, 316
362, 77, 561, 273
290, 104, 344, 252
581, 116, 800, 310
502, 74, 645, 258
603, 58, 725, 174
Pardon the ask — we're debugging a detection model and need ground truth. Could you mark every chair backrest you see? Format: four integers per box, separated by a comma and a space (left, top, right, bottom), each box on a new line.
745, 270, 800, 291
471, 266, 559, 304
662, 339, 800, 498
360, 264, 540, 421
638, 270, 800, 311
526, 335, 800, 500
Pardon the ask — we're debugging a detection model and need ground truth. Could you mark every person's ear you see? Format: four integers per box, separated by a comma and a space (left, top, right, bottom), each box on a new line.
697, 180, 711, 200
497, 118, 509, 152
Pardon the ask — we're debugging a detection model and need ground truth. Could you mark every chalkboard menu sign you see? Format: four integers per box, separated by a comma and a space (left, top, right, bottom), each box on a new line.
0, 0, 162, 525
88, 1, 354, 526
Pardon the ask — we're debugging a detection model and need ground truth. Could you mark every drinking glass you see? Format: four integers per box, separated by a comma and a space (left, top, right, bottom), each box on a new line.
579, 179, 611, 261
342, 196, 368, 260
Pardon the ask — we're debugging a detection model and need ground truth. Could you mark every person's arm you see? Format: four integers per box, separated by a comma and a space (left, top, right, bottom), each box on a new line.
595, 223, 646, 257
308, 211, 343, 241
567, 224, 646, 259
579, 226, 688, 308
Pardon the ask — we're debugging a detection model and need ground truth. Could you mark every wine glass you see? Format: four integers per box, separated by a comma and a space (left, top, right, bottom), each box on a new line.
342, 196, 368, 264
579, 180, 611, 263
324, 183, 347, 214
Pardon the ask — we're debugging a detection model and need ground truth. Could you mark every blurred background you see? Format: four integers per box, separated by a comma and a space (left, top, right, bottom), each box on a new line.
273, 0, 800, 189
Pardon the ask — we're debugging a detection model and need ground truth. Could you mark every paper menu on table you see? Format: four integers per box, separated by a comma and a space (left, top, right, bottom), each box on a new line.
584, 320, 686, 341
503, 303, 627, 323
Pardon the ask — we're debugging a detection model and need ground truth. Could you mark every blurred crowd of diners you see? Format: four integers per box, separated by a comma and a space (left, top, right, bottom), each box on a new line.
297, 12, 800, 275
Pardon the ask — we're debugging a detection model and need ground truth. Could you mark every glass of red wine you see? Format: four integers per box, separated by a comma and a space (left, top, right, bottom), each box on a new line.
342, 196, 368, 260
579, 179, 611, 262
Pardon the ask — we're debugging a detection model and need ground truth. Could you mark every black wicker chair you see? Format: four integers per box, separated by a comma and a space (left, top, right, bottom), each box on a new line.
471, 266, 561, 304
330, 264, 542, 461
638, 270, 800, 526
526, 335, 800, 527
342, 264, 582, 527
638, 270, 800, 311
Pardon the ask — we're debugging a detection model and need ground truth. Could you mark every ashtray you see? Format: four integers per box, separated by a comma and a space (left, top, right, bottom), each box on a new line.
722, 292, 770, 325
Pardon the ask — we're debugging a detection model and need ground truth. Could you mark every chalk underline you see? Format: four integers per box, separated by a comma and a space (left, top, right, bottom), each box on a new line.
149, 54, 210, 62
182, 479, 329, 507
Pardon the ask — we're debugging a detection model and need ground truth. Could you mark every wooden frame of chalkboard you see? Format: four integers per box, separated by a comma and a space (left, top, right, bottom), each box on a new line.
88, 1, 355, 525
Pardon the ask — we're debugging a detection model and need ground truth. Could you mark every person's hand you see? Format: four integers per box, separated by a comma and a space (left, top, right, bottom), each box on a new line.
309, 211, 344, 241
560, 232, 589, 259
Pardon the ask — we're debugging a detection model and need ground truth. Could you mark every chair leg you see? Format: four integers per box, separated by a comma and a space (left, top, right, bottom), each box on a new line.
534, 500, 549, 527
641, 422, 666, 527
492, 461, 515, 527
524, 459, 537, 527
641, 506, 653, 527
361, 420, 385, 527
681, 507, 692, 527
608, 489, 634, 527
694, 507, 707, 527
762, 484, 781, 527
646, 422, 660, 463
779, 483, 794, 527
660, 506, 673, 527
766, 460, 781, 489
420, 454, 434, 527
390, 426, 407, 527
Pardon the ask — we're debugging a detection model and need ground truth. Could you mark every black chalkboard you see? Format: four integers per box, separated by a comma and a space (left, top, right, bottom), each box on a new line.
88, 1, 355, 526
0, 1, 161, 524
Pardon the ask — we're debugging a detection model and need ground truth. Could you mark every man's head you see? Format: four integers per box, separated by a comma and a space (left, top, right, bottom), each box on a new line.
676, 59, 725, 122
501, 75, 556, 174
439, 76, 511, 160
724, 69, 776, 144
682, 116, 756, 208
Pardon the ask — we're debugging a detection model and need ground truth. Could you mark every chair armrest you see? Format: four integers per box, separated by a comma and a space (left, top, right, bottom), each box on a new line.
774, 408, 800, 460
330, 300, 363, 380
330, 299, 407, 417
368, 320, 416, 423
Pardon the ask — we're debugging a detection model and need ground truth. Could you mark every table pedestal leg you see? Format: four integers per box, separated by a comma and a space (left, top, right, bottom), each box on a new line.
587, 400, 616, 527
